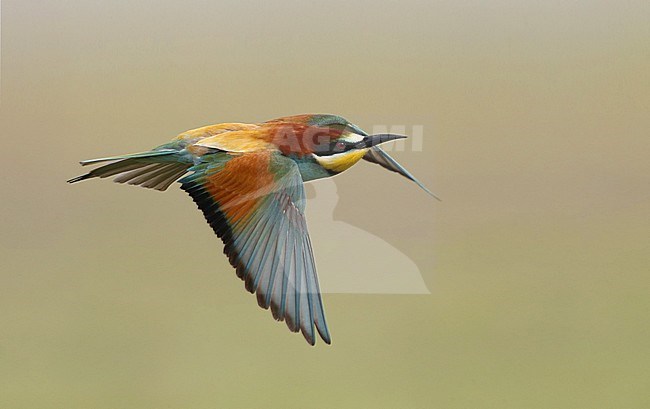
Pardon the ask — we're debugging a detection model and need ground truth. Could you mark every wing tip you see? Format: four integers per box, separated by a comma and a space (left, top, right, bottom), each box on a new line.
317, 327, 332, 345
303, 332, 316, 346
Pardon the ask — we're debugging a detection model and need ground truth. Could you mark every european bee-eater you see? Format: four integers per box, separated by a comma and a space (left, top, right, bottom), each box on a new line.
69, 114, 436, 345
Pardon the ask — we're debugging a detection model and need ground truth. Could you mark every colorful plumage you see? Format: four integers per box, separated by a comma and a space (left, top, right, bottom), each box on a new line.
68, 114, 437, 345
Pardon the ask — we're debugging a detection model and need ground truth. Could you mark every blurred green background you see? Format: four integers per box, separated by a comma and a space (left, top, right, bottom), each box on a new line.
1, 0, 649, 408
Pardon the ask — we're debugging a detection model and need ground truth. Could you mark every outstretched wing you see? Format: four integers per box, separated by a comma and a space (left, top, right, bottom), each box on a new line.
179, 151, 331, 345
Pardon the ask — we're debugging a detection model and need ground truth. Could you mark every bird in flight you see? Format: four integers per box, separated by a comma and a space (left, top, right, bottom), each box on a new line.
68, 114, 437, 345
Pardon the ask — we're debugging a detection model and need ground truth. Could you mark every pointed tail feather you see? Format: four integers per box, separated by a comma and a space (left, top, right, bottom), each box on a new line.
79, 149, 178, 166
68, 150, 190, 191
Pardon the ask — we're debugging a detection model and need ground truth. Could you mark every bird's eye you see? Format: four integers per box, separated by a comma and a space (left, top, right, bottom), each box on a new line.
335, 141, 345, 151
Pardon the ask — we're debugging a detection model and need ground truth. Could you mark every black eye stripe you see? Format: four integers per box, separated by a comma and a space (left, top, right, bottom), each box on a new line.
313, 137, 365, 156
329, 140, 354, 153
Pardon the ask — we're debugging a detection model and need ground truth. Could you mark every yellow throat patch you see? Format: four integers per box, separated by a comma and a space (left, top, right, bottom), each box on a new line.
314, 148, 370, 174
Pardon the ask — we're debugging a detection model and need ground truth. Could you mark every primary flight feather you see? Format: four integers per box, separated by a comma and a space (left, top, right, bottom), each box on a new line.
68, 114, 436, 345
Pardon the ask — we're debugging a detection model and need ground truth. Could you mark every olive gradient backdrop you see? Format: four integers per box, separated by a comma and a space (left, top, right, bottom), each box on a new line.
1, 0, 649, 408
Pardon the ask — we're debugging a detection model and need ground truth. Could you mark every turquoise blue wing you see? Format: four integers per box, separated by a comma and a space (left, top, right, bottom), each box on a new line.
179, 152, 331, 345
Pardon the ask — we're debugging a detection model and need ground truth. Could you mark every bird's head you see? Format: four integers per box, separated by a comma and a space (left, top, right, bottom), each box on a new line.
310, 115, 406, 174
311, 132, 406, 174
267, 114, 406, 174
263, 114, 438, 198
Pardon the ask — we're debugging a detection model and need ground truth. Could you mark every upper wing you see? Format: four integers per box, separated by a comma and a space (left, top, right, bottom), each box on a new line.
194, 129, 275, 153
174, 122, 259, 142
362, 146, 440, 200
179, 151, 331, 345
172, 122, 277, 155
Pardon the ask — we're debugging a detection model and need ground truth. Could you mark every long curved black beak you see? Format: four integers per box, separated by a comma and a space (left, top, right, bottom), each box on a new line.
356, 134, 407, 149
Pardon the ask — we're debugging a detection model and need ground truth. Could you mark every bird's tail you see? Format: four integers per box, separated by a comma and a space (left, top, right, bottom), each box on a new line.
67, 149, 191, 191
